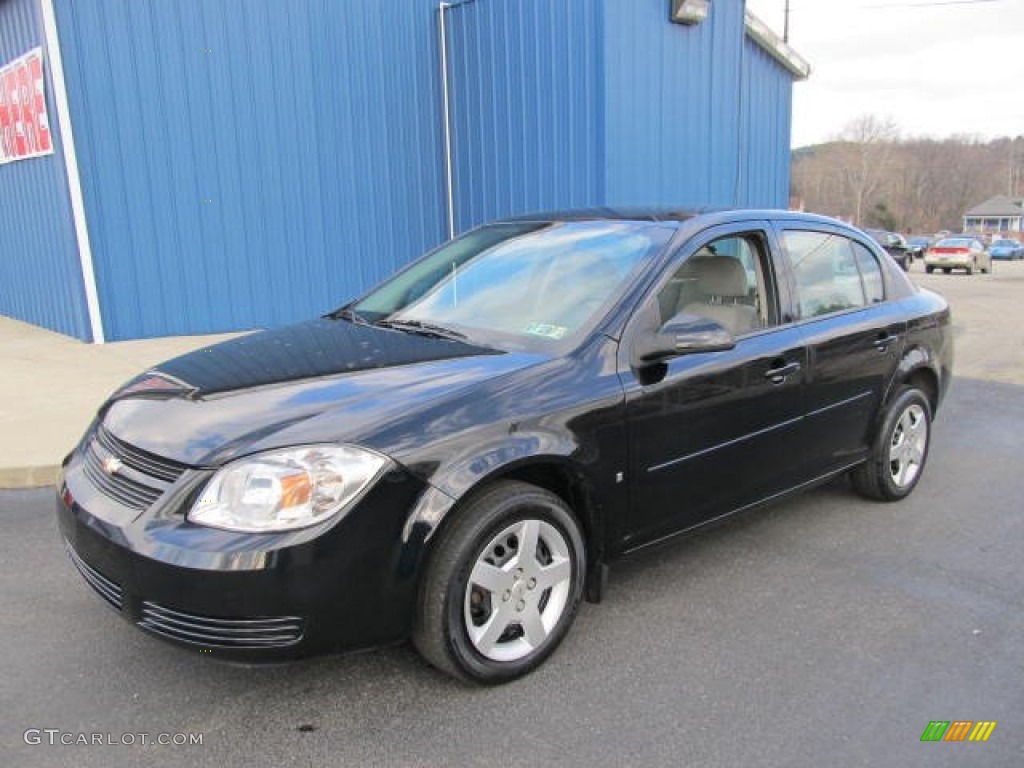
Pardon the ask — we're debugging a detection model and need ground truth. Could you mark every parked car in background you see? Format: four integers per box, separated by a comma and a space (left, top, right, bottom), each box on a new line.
924, 236, 991, 274
907, 236, 932, 260
988, 238, 1024, 261
57, 209, 952, 683
864, 229, 911, 270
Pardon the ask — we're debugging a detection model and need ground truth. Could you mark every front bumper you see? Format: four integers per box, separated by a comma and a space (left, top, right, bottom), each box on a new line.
57, 433, 430, 661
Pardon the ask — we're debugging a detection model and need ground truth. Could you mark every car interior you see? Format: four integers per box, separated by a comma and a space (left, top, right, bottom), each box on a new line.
657, 237, 769, 336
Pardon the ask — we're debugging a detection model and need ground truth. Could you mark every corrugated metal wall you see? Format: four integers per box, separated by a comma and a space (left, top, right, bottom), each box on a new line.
602, 0, 790, 209
738, 35, 793, 207
54, 0, 450, 340
435, 0, 792, 232
444, 0, 604, 233
0, 0, 90, 339
2, 0, 796, 341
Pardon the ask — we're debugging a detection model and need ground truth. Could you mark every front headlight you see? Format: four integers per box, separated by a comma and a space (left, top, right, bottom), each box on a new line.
188, 445, 390, 532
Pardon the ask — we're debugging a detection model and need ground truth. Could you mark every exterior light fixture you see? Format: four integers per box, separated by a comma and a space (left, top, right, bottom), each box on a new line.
670, 0, 709, 25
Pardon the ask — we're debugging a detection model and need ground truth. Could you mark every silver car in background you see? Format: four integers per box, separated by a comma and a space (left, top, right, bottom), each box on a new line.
924, 236, 991, 275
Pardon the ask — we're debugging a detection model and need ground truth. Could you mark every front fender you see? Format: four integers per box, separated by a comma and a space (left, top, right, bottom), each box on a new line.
429, 427, 581, 500
392, 420, 623, 607
399, 424, 599, 541
384, 333, 628, 619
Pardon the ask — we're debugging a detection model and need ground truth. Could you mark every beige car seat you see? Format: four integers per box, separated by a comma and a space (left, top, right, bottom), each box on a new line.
678, 255, 757, 336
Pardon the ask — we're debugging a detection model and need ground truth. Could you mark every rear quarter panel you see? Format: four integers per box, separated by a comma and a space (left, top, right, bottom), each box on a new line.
888, 288, 953, 411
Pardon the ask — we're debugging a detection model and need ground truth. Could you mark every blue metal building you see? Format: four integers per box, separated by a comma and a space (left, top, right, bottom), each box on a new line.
0, 0, 808, 342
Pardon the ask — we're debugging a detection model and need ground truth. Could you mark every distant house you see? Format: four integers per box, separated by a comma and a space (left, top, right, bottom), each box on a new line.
963, 195, 1024, 235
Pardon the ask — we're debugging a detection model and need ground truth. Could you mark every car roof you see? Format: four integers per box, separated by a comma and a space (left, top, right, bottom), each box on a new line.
495, 207, 849, 229
497, 207, 709, 224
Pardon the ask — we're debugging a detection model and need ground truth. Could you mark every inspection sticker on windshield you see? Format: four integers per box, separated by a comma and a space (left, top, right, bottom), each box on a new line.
524, 322, 568, 340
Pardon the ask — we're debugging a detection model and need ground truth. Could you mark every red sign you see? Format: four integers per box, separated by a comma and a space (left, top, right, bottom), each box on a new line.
0, 48, 53, 165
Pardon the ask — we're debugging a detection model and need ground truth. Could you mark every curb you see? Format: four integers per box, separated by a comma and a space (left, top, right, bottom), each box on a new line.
0, 465, 59, 490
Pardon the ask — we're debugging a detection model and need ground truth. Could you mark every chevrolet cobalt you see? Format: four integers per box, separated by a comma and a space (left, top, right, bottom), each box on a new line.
58, 210, 953, 683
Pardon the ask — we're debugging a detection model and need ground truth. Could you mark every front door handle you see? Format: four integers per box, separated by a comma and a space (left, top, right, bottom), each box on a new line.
874, 333, 898, 351
764, 361, 801, 384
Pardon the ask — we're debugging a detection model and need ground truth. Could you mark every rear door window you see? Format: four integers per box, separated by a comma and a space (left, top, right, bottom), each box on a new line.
851, 242, 884, 304
781, 231, 885, 320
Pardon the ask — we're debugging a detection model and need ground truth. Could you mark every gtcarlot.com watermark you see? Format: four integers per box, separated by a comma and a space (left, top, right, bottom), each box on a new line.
24, 729, 203, 747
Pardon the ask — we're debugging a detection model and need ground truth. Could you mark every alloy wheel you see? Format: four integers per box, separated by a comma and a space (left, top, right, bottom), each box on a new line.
888, 404, 928, 488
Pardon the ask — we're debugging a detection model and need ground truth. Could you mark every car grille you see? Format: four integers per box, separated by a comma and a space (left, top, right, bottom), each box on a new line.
138, 602, 305, 649
81, 426, 189, 510
64, 539, 123, 611
95, 426, 188, 482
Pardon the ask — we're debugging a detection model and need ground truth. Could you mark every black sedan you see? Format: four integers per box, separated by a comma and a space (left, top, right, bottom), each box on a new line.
58, 209, 953, 684
864, 229, 911, 271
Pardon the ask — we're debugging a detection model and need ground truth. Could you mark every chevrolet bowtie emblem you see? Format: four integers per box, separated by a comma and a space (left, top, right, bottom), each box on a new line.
102, 456, 123, 475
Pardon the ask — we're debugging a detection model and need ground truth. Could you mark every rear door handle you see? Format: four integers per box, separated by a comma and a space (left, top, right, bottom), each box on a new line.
874, 333, 898, 351
764, 361, 801, 384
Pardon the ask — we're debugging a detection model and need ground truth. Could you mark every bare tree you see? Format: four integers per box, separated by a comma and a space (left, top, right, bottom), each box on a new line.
792, 121, 1021, 235
834, 115, 899, 226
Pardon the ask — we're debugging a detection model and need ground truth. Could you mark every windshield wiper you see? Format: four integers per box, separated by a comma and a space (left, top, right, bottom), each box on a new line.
329, 307, 370, 325
375, 318, 468, 342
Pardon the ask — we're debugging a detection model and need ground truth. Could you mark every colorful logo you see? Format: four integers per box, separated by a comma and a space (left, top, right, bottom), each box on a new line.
921, 721, 997, 742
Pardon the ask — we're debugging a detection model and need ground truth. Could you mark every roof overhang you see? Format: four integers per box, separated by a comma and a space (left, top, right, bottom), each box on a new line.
963, 199, 1024, 217
744, 10, 811, 81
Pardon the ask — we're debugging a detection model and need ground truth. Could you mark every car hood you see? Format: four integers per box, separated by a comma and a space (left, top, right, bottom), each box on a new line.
99, 318, 544, 466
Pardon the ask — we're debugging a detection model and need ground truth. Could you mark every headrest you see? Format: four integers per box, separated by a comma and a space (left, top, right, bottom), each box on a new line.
693, 255, 748, 298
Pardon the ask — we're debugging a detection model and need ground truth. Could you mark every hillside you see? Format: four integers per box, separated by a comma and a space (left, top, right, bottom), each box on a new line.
791, 124, 1023, 234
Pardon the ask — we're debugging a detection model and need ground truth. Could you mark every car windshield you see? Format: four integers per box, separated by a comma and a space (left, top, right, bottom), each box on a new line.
991, 240, 1016, 247
350, 220, 673, 350
936, 238, 973, 248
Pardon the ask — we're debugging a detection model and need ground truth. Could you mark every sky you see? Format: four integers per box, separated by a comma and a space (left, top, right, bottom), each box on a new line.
745, 0, 1024, 147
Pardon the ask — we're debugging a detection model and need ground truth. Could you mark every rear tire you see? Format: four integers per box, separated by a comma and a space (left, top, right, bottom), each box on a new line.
851, 387, 932, 501
925, 266, 934, 274
413, 480, 586, 684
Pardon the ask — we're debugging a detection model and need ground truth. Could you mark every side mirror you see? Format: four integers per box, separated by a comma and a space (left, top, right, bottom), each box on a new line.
633, 313, 736, 365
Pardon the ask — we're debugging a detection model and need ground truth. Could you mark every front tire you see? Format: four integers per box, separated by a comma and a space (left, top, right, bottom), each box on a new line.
851, 387, 932, 501
413, 480, 585, 684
